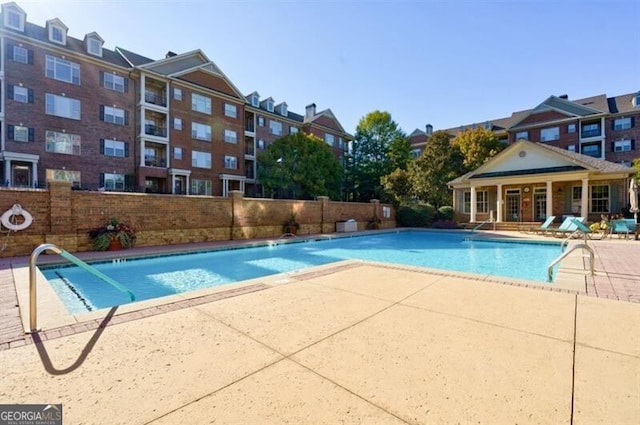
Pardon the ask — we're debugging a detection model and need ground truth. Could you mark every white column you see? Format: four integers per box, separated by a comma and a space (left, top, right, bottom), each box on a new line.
581, 178, 589, 219
470, 186, 477, 223
496, 184, 503, 222
222, 178, 228, 197
240, 180, 245, 193
186, 175, 190, 195
140, 139, 146, 167
546, 181, 553, 218
3, 160, 10, 186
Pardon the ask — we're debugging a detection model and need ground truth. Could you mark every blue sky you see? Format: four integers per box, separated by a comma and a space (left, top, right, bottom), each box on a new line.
19, 0, 640, 135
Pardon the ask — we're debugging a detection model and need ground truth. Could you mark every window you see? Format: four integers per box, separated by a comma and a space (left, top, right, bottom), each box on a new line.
224, 103, 237, 118
5, 9, 24, 31
581, 141, 602, 158
174, 147, 183, 160
103, 73, 125, 92
266, 99, 274, 112
280, 104, 288, 116
191, 179, 212, 195
540, 126, 559, 142
567, 144, 576, 152
12, 46, 28, 64
102, 106, 126, 125
49, 25, 65, 45
191, 93, 211, 114
462, 191, 488, 214
224, 129, 237, 143
613, 117, 632, 130
269, 120, 282, 135
173, 88, 183, 101
45, 55, 80, 85
257, 139, 265, 150
191, 122, 212, 141
325, 134, 335, 146
103, 173, 125, 191
10, 125, 32, 142
581, 122, 601, 138
614, 140, 633, 152
338, 137, 344, 149
12, 86, 28, 103
251, 95, 259, 107
45, 94, 81, 120
258, 117, 265, 127
567, 124, 576, 134
515, 131, 528, 140
590, 185, 609, 213
224, 155, 238, 169
87, 38, 102, 56
45, 130, 81, 155
173, 118, 183, 131
290, 126, 298, 134
192, 151, 212, 168
46, 169, 81, 186
102, 139, 126, 157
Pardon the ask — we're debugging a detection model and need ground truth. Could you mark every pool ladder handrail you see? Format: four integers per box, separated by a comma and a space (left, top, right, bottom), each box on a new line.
29, 243, 135, 333
547, 242, 594, 282
560, 229, 588, 251
470, 218, 493, 234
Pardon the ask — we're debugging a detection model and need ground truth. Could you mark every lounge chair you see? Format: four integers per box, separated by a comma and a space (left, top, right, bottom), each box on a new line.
530, 215, 556, 234
611, 219, 631, 239
570, 219, 607, 240
551, 216, 585, 237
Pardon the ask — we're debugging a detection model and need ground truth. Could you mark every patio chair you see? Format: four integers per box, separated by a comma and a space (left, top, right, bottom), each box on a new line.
611, 220, 631, 239
529, 215, 556, 234
551, 216, 585, 237
570, 219, 606, 240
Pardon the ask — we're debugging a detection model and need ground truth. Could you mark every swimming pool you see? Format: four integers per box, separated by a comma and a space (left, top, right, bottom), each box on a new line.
42, 231, 562, 314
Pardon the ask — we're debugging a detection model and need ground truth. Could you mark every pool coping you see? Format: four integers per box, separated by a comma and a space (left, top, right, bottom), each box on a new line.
2, 229, 591, 351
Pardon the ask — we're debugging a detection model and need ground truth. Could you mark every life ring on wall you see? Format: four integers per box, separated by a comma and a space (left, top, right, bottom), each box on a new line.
1, 204, 33, 231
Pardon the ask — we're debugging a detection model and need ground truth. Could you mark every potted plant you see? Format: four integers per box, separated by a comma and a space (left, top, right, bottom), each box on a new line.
283, 213, 300, 235
88, 217, 136, 251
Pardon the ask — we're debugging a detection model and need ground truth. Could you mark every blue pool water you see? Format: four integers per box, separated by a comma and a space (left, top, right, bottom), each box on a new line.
42, 231, 562, 314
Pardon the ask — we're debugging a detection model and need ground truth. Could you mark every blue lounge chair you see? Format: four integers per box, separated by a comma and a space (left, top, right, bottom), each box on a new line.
570, 219, 606, 240
551, 216, 585, 237
530, 215, 556, 234
611, 220, 631, 239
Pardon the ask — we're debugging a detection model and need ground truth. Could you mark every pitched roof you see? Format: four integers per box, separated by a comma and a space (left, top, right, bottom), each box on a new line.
115, 47, 154, 66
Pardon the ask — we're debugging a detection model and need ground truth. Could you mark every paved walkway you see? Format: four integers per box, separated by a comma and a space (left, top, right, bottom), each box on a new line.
0, 232, 638, 424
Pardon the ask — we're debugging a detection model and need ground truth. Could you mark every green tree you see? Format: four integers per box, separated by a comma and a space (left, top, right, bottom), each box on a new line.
410, 131, 465, 208
452, 127, 505, 170
633, 158, 640, 180
381, 168, 413, 205
257, 132, 343, 200
349, 111, 409, 202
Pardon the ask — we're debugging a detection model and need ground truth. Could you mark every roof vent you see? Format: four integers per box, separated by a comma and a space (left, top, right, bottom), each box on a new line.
166, 51, 177, 58
559, 94, 568, 99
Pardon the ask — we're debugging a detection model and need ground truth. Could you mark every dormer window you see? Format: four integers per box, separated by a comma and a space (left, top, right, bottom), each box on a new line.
85, 33, 104, 57
47, 19, 68, 46
634, 92, 640, 108
279, 103, 288, 117
250, 93, 259, 107
3, 3, 25, 31
266, 99, 274, 112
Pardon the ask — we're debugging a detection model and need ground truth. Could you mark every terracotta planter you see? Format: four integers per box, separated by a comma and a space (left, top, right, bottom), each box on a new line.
108, 237, 123, 251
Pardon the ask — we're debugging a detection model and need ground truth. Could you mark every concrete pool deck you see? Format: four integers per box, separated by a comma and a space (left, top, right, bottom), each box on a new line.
0, 230, 638, 424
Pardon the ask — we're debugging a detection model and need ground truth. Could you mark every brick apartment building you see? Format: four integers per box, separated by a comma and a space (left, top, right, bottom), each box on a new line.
409, 92, 640, 166
0, 2, 351, 197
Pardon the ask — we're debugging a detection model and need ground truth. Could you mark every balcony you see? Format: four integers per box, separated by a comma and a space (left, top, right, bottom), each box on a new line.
244, 138, 255, 156
145, 91, 167, 107
145, 124, 167, 138
144, 157, 167, 168
580, 123, 601, 139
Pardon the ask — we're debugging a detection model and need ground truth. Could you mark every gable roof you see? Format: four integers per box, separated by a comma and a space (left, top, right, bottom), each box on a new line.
509, 95, 604, 128
449, 139, 634, 185
304, 108, 347, 134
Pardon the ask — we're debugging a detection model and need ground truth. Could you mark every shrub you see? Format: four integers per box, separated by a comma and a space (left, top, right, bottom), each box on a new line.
432, 219, 459, 229
397, 203, 436, 227
437, 206, 454, 220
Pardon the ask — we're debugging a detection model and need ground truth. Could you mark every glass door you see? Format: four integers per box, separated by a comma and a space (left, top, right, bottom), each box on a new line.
505, 189, 521, 222
533, 188, 547, 221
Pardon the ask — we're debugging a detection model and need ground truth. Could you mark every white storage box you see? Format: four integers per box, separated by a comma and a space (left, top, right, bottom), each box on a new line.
336, 219, 357, 233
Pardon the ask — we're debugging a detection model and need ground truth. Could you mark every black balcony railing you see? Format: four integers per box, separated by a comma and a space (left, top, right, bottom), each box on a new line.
581, 128, 601, 138
245, 144, 255, 156
145, 91, 167, 107
145, 124, 167, 137
245, 122, 255, 133
144, 157, 167, 168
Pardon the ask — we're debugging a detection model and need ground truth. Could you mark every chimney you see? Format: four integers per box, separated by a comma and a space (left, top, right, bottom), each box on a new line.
166, 51, 177, 58
559, 94, 568, 99
425, 124, 433, 136
305, 103, 316, 119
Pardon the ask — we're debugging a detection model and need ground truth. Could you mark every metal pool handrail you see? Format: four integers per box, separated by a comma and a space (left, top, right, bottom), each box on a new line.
547, 243, 594, 282
29, 243, 135, 333
470, 219, 492, 233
